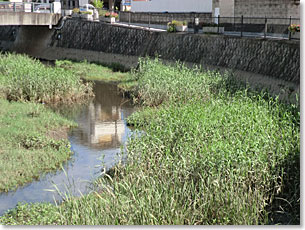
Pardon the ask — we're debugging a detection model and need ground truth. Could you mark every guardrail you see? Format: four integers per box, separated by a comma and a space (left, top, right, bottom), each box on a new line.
0, 2, 56, 13
118, 12, 300, 40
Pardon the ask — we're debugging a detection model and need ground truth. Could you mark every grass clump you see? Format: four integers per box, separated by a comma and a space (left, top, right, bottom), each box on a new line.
0, 99, 76, 192
129, 58, 220, 106
0, 53, 93, 104
55, 60, 131, 81
55, 59, 136, 91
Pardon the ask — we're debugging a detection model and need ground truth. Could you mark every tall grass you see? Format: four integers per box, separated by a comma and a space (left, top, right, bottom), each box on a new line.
0, 58, 299, 225
130, 58, 221, 105
0, 53, 93, 104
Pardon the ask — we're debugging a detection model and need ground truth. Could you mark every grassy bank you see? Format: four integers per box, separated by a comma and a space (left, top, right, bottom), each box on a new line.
0, 99, 76, 192
0, 58, 300, 225
0, 53, 93, 104
0, 53, 94, 191
55, 59, 135, 90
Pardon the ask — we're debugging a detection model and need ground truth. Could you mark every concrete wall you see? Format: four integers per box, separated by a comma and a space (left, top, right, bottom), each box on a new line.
119, 12, 212, 25
130, 0, 212, 13
212, 0, 300, 20
0, 12, 61, 26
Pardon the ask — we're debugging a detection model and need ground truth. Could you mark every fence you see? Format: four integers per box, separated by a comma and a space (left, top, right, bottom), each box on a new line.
118, 12, 300, 40
0, 2, 55, 13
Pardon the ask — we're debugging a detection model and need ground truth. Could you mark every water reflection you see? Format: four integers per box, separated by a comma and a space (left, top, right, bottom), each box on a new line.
73, 83, 132, 149
0, 82, 135, 216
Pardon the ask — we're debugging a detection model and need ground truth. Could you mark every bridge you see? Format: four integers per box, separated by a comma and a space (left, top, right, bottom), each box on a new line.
0, 2, 61, 27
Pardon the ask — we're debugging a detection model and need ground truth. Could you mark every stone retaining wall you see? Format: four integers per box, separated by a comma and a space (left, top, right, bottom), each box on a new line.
52, 19, 299, 84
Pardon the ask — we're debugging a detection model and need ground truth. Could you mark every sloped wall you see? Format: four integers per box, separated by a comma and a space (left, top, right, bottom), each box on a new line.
52, 19, 299, 84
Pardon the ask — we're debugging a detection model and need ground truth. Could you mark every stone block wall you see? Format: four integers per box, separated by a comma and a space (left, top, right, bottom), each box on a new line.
53, 19, 299, 84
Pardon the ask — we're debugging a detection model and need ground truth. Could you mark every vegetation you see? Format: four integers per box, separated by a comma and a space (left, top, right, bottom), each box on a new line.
92, 0, 103, 9
167, 20, 187, 32
91, 0, 106, 16
0, 99, 76, 192
0, 58, 299, 225
72, 8, 80, 14
0, 53, 93, 104
0, 53, 94, 192
55, 59, 135, 90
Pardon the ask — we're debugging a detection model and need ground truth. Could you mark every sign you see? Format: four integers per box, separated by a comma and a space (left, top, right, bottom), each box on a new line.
124, 0, 131, 6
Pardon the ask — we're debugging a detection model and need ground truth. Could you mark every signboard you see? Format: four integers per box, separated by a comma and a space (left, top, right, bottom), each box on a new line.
124, 0, 131, 6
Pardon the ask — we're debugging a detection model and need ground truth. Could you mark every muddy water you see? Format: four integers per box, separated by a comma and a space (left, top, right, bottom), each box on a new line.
0, 82, 135, 216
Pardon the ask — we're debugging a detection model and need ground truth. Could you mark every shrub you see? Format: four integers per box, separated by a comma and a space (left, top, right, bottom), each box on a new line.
91, 0, 103, 9
72, 8, 80, 14
167, 20, 187, 32
288, 24, 300, 33
81, 11, 93, 15
104, 11, 118, 18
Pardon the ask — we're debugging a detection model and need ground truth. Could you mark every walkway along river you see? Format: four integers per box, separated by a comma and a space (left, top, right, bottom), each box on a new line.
0, 81, 135, 216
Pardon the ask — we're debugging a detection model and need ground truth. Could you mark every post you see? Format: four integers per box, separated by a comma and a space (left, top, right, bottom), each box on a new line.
264, 16, 268, 38
148, 12, 151, 30
241, 15, 243, 37
128, 11, 131, 26
194, 17, 199, 34
13, 2, 16, 12
289, 16, 292, 40
217, 15, 220, 33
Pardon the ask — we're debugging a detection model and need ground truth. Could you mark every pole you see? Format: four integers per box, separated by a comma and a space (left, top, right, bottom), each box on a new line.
264, 16, 268, 38
289, 16, 292, 40
241, 15, 243, 37
148, 12, 151, 30
217, 15, 220, 33
128, 11, 131, 26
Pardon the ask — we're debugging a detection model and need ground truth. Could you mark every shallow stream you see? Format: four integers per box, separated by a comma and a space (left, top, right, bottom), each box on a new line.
0, 81, 135, 216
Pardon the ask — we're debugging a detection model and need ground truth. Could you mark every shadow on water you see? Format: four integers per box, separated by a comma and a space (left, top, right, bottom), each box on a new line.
0, 81, 136, 216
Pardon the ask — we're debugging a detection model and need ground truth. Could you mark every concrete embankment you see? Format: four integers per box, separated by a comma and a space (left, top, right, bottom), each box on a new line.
0, 18, 300, 101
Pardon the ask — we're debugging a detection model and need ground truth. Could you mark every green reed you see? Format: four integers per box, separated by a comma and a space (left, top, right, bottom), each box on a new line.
0, 53, 93, 104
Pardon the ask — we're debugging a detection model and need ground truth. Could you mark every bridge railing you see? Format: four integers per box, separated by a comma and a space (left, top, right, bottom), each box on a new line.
0, 2, 57, 13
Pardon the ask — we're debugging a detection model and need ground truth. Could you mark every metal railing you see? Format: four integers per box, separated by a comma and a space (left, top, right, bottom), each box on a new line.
118, 12, 300, 40
0, 2, 54, 13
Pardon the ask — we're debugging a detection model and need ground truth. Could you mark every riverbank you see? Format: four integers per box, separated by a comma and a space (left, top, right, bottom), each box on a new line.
0, 53, 94, 192
1, 57, 299, 225
0, 99, 76, 192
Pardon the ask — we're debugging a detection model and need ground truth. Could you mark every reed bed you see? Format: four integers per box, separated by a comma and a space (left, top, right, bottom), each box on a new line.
0, 53, 93, 104
0, 58, 299, 225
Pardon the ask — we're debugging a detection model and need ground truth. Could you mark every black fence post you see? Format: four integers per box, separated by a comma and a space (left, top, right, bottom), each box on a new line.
289, 16, 292, 40
264, 16, 268, 38
241, 15, 243, 37
128, 11, 131, 26
217, 15, 220, 33
148, 12, 151, 30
